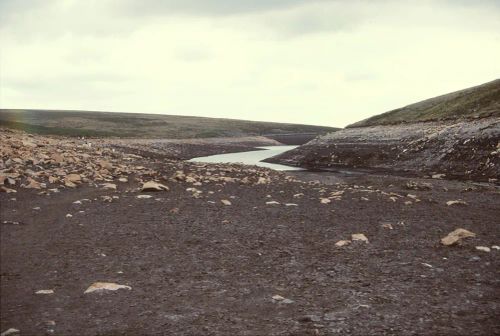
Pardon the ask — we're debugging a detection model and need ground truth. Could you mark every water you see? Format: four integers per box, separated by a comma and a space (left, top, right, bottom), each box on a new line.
189, 145, 304, 171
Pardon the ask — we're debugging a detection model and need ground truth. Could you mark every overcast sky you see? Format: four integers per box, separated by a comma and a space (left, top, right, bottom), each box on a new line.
1, 0, 499, 127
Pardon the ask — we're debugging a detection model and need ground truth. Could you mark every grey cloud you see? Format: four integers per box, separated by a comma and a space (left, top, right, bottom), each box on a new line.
175, 48, 212, 62
114, 0, 332, 16
262, 7, 362, 37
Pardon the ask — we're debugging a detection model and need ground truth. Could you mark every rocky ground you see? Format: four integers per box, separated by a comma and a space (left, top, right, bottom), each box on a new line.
268, 117, 500, 182
1, 128, 499, 335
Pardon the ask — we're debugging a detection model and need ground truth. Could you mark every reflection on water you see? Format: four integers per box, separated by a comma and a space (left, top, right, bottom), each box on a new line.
188, 145, 304, 171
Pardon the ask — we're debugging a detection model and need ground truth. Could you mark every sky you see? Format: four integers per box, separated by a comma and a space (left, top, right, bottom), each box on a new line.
0, 0, 499, 127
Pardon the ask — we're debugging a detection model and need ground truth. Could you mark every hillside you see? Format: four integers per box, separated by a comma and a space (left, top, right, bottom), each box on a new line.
267, 79, 500, 181
0, 109, 338, 139
348, 79, 500, 128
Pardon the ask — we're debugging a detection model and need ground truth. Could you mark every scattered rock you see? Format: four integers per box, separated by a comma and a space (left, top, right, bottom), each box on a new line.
0, 186, 17, 193
320, 198, 331, 204
98, 160, 113, 170
35, 289, 54, 295
272, 295, 285, 301
381, 223, 393, 230
475, 246, 491, 252
64, 181, 77, 188
65, 174, 81, 184
335, 240, 351, 247
24, 177, 41, 189
221, 199, 232, 206
266, 201, 280, 205
446, 200, 468, 206
441, 228, 476, 246
351, 233, 369, 243
141, 181, 169, 192
0, 328, 20, 336
102, 183, 117, 190
432, 174, 446, 179
406, 181, 432, 190
84, 282, 132, 294
137, 195, 153, 199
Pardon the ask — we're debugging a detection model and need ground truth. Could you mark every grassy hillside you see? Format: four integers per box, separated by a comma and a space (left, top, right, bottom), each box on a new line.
348, 79, 500, 128
0, 109, 338, 138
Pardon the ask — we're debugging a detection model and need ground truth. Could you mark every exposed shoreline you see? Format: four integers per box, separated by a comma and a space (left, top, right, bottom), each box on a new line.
1, 128, 499, 335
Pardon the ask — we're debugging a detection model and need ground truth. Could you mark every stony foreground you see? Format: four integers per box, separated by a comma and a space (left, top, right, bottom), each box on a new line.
1, 129, 499, 335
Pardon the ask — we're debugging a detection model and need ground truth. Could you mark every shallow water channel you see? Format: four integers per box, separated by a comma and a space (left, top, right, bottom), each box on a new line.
189, 145, 304, 171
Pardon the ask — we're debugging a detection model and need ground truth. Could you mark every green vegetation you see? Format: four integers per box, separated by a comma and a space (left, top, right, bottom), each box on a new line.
348, 79, 500, 128
0, 109, 338, 138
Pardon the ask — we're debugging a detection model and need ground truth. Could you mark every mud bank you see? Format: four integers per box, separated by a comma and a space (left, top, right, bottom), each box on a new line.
267, 118, 500, 182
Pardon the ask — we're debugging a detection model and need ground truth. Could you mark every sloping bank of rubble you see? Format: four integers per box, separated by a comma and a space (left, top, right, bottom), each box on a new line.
267, 117, 500, 182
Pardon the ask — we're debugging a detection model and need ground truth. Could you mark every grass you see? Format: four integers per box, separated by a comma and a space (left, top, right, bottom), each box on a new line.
348, 79, 500, 127
0, 109, 338, 138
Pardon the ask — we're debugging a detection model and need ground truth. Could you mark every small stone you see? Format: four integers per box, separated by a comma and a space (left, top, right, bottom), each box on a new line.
65, 174, 81, 183
101, 183, 117, 190
118, 177, 128, 183
1, 328, 20, 336
351, 233, 369, 243
446, 200, 467, 206
324, 313, 345, 321
320, 198, 331, 204
475, 246, 491, 252
285, 203, 298, 207
24, 178, 41, 189
84, 282, 131, 294
221, 199, 232, 206
491, 245, 500, 250
432, 174, 446, 179
66, 214, 72, 218
266, 201, 280, 205
335, 240, 351, 247
0, 186, 17, 193
98, 160, 113, 170
272, 295, 285, 301
141, 181, 169, 192
35, 289, 54, 295
64, 181, 77, 188
441, 228, 475, 246
381, 223, 393, 230
137, 195, 152, 199
51, 153, 64, 163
